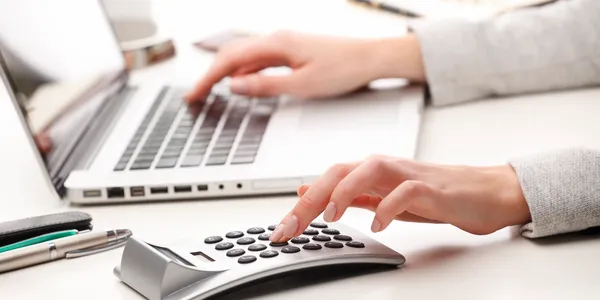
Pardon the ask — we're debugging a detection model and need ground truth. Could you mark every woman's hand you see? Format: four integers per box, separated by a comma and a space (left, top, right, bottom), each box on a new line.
185, 31, 426, 102
269, 155, 531, 242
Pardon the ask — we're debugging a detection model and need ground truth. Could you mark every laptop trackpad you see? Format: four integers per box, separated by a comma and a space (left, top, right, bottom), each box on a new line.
297, 89, 402, 131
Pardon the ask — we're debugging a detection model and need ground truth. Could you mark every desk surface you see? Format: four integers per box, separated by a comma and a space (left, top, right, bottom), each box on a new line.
2, 1, 600, 299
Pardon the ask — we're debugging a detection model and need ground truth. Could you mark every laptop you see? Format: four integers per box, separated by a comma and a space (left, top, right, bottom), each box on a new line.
0, 0, 424, 205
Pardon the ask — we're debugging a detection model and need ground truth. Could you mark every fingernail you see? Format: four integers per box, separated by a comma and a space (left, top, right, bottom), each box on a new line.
229, 78, 248, 94
282, 215, 298, 238
323, 202, 337, 222
270, 224, 284, 242
371, 218, 381, 233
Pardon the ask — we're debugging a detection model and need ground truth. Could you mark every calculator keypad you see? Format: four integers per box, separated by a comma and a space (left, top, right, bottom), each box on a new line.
259, 250, 279, 258
269, 241, 288, 247
226, 231, 244, 239
303, 229, 319, 235
290, 237, 309, 244
203, 224, 365, 264
281, 246, 300, 254
216, 242, 234, 250
226, 249, 245, 257
312, 235, 331, 242
322, 228, 340, 235
238, 255, 257, 264
236, 237, 255, 245
247, 227, 265, 234
248, 244, 267, 252
324, 242, 343, 249
302, 243, 322, 250
204, 236, 223, 244
257, 233, 270, 241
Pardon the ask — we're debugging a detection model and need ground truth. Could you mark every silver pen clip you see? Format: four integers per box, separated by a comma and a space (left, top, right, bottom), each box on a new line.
65, 229, 133, 259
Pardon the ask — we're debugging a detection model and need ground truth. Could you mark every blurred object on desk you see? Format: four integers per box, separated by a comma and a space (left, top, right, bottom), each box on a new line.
102, 0, 175, 70
349, 0, 557, 19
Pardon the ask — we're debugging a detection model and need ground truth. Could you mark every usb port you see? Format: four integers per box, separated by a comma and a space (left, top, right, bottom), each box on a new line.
107, 187, 125, 198
150, 187, 168, 194
83, 189, 101, 198
174, 185, 192, 193
197, 185, 208, 191
130, 186, 145, 197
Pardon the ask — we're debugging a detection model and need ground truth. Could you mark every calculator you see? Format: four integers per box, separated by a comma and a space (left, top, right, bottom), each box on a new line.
114, 221, 406, 300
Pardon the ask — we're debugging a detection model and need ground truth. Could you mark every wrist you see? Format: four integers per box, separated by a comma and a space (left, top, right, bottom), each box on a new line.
493, 165, 532, 228
365, 34, 426, 82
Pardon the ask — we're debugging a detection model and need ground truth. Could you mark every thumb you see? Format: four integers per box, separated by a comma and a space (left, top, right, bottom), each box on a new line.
229, 74, 297, 97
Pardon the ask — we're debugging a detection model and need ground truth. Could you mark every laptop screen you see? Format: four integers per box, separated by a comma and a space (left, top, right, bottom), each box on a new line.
0, 0, 126, 191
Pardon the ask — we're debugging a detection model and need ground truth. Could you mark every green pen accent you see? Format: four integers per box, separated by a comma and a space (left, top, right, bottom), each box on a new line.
0, 230, 78, 253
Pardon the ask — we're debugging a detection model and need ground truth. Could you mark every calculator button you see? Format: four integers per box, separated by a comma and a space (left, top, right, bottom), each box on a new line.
312, 235, 331, 242
258, 233, 271, 241
204, 236, 223, 244
290, 237, 310, 244
215, 242, 234, 250
237, 237, 256, 245
346, 241, 365, 248
303, 229, 319, 235
247, 227, 265, 234
321, 228, 340, 235
281, 246, 301, 254
238, 255, 257, 264
267, 225, 277, 231
269, 241, 289, 247
333, 235, 352, 241
248, 244, 267, 252
226, 231, 244, 238
302, 243, 322, 250
310, 222, 328, 229
226, 248, 246, 257
259, 250, 279, 258
324, 242, 343, 249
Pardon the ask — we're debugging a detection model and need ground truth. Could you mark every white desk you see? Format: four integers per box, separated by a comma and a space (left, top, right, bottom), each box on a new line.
2, 1, 600, 299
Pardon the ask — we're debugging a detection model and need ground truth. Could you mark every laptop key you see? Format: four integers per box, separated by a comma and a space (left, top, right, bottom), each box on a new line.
114, 162, 129, 171
231, 155, 255, 165
206, 156, 228, 166
130, 162, 152, 170
181, 155, 204, 167
155, 158, 178, 169
160, 152, 181, 159
186, 148, 207, 155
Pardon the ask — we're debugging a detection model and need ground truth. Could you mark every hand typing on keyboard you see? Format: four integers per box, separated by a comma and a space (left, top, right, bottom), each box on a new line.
268, 155, 532, 243
184, 30, 426, 102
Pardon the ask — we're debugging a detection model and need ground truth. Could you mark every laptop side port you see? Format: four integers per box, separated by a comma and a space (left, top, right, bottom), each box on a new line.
174, 185, 192, 193
130, 186, 145, 197
197, 185, 208, 191
107, 187, 125, 198
83, 189, 102, 198
150, 187, 169, 194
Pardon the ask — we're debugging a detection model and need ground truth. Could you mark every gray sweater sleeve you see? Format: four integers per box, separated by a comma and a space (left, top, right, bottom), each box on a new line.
510, 148, 600, 238
411, 0, 600, 238
411, 0, 600, 106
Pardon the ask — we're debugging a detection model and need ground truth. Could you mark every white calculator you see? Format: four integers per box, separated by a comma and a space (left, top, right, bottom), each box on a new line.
114, 221, 406, 300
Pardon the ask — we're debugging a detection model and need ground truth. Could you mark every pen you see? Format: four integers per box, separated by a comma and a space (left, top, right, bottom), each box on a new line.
0, 229, 78, 253
348, 0, 422, 18
0, 229, 132, 273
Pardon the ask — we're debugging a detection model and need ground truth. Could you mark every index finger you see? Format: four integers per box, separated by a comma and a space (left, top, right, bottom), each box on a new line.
184, 38, 286, 103
270, 162, 359, 242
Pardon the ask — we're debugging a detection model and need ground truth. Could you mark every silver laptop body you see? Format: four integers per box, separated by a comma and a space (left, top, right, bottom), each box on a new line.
0, 0, 424, 205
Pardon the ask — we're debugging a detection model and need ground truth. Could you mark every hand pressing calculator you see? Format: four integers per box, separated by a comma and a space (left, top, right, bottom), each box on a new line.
114, 221, 406, 300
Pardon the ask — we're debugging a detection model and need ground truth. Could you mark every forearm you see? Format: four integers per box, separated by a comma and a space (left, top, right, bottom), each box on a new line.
403, 0, 600, 106
510, 147, 600, 238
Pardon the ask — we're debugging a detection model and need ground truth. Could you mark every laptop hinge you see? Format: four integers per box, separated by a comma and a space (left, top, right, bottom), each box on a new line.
51, 75, 136, 198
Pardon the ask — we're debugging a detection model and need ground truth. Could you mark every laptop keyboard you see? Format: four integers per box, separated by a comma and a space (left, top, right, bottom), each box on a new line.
113, 87, 276, 171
